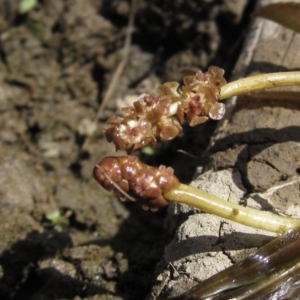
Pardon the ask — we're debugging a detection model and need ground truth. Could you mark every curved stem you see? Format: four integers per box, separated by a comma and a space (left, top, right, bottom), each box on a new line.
180, 227, 300, 300
163, 184, 300, 233
220, 71, 300, 100
233, 261, 300, 300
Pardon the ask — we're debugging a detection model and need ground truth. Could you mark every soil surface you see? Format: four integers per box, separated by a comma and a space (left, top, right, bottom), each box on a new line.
0, 1, 254, 299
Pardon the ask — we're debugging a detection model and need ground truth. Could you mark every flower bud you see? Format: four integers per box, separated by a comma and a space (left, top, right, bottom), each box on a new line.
93, 156, 180, 210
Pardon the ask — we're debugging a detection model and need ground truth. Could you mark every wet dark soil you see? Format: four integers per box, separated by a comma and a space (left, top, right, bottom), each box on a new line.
0, 1, 254, 299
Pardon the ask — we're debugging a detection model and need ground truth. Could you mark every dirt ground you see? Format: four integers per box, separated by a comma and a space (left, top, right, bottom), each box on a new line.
0, 1, 254, 299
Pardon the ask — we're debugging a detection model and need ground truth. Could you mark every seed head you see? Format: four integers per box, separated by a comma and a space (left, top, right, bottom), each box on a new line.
93, 156, 180, 210
104, 66, 226, 152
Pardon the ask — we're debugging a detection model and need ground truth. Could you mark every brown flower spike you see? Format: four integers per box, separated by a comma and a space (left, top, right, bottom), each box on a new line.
104, 66, 227, 153
93, 156, 180, 210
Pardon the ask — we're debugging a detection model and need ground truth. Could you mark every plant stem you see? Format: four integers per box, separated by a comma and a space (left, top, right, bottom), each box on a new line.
163, 184, 300, 233
220, 71, 300, 100
179, 227, 300, 300
231, 261, 300, 300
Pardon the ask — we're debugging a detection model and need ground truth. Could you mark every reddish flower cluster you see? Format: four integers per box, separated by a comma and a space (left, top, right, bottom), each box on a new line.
177, 66, 227, 126
105, 91, 182, 152
104, 66, 227, 153
93, 156, 180, 210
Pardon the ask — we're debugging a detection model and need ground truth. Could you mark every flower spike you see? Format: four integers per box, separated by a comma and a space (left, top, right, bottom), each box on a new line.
94, 156, 300, 233
104, 66, 227, 153
93, 156, 180, 210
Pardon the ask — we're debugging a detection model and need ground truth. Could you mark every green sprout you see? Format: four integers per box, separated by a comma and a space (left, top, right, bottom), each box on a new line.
45, 209, 72, 231
19, 0, 38, 14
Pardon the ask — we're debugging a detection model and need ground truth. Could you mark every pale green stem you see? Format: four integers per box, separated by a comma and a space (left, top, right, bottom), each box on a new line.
220, 71, 300, 100
163, 183, 300, 233
168, 72, 300, 118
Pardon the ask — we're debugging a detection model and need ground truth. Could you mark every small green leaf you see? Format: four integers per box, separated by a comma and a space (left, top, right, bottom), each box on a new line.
19, 0, 38, 14
141, 145, 156, 155
254, 2, 300, 34
45, 209, 62, 224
